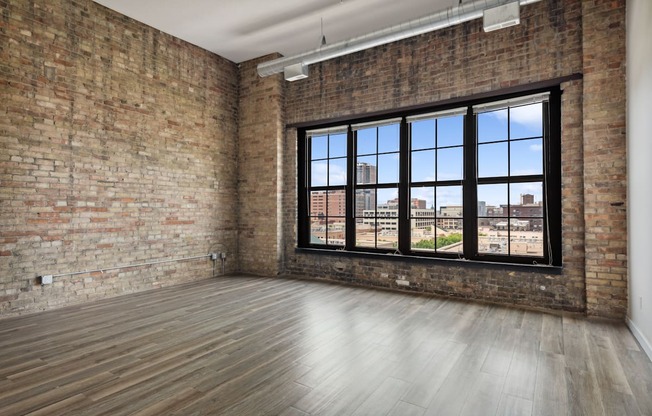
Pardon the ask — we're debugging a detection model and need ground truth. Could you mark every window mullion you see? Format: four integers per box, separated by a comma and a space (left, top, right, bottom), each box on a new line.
398, 118, 410, 253
463, 107, 478, 260
346, 127, 355, 251
298, 128, 309, 247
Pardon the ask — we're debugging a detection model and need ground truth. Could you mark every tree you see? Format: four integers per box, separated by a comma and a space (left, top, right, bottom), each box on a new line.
412, 233, 463, 250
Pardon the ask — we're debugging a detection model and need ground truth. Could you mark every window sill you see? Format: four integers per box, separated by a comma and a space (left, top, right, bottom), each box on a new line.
294, 247, 563, 274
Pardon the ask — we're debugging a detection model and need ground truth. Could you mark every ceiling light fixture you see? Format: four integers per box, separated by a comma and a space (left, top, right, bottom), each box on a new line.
483, 1, 520, 32
283, 63, 309, 81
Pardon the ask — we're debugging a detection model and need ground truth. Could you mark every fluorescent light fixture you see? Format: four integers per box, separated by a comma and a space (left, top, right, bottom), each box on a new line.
483, 1, 520, 32
284, 63, 309, 81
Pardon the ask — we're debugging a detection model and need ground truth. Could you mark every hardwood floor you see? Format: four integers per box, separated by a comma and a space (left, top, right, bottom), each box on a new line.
0, 276, 651, 416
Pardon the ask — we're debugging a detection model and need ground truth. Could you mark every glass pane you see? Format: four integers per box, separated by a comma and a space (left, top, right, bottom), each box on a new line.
309, 191, 327, 217
510, 103, 543, 139
478, 223, 508, 254
311, 161, 328, 187
378, 123, 400, 153
311, 135, 328, 160
411, 150, 435, 183
327, 219, 346, 246
356, 220, 376, 248
329, 133, 347, 158
437, 115, 464, 147
411, 119, 435, 150
356, 189, 376, 219
510, 221, 543, 257
377, 188, 399, 213
356, 156, 376, 184
326, 190, 346, 218
436, 231, 463, 253
411, 186, 434, 212
437, 147, 463, 180
478, 142, 508, 178
328, 158, 347, 186
478, 184, 508, 215
377, 153, 399, 184
510, 182, 543, 217
436, 186, 463, 215
377, 218, 397, 249
478, 109, 508, 143
378, 205, 399, 218
510, 139, 542, 176
411, 221, 435, 252
310, 218, 326, 245
357, 128, 376, 155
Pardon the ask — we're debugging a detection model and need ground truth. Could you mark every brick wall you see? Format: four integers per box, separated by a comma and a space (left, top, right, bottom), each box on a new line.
237, 55, 285, 275
279, 0, 627, 317
0, 0, 239, 315
581, 0, 628, 318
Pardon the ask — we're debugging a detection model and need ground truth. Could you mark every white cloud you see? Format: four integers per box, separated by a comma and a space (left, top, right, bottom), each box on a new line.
329, 163, 347, 185
311, 162, 328, 186
311, 161, 347, 186
492, 103, 542, 131
529, 143, 543, 152
510, 103, 542, 128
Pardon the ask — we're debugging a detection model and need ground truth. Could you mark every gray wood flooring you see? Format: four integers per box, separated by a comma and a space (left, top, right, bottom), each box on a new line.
0, 276, 651, 415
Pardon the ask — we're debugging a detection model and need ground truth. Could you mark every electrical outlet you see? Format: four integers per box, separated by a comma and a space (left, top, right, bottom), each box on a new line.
41, 275, 53, 285
210, 253, 218, 260
220, 252, 226, 259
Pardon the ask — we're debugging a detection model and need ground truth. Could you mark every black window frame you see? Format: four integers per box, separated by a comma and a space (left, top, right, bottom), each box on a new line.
297, 87, 562, 267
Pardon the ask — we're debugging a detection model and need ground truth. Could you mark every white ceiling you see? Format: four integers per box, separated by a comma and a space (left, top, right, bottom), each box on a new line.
92, 0, 457, 64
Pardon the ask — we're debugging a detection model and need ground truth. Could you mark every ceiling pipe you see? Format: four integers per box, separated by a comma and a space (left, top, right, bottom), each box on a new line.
257, 0, 542, 78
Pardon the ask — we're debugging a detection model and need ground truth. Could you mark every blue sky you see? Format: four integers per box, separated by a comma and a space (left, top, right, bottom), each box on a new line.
310, 102, 544, 210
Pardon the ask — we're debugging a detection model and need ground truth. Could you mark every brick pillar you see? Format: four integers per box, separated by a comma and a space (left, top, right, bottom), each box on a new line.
237, 55, 285, 275
582, 0, 627, 318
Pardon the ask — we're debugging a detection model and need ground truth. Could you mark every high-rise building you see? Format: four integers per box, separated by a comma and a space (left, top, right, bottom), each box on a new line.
355, 162, 377, 219
356, 162, 376, 185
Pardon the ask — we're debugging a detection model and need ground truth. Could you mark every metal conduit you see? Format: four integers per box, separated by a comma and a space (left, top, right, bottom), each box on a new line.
48, 254, 213, 279
257, 0, 542, 77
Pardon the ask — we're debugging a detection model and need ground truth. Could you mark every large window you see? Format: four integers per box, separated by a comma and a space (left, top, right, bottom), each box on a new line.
298, 89, 561, 266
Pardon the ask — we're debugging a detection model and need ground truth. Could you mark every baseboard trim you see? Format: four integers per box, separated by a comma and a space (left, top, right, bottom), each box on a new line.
626, 317, 652, 362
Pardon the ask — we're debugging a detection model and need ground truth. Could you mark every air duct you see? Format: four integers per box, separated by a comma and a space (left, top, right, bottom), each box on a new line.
257, 0, 542, 79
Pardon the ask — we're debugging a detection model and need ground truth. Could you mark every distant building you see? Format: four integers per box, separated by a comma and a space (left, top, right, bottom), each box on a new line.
521, 193, 534, 205
387, 197, 427, 209
310, 190, 346, 223
478, 201, 487, 217
356, 162, 376, 185
362, 199, 434, 232
355, 162, 377, 219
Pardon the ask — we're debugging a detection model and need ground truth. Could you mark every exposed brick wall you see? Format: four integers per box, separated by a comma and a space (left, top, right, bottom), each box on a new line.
0, 0, 239, 316
237, 55, 285, 275
279, 0, 626, 316
581, 0, 628, 318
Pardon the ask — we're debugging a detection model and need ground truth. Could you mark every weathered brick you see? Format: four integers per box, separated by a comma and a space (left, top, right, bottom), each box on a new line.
0, 0, 239, 317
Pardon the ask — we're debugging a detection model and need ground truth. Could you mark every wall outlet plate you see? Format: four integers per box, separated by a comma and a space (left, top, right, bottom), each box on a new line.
41, 275, 53, 285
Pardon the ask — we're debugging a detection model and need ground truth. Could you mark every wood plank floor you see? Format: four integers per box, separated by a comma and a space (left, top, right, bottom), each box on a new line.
1, 276, 651, 416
